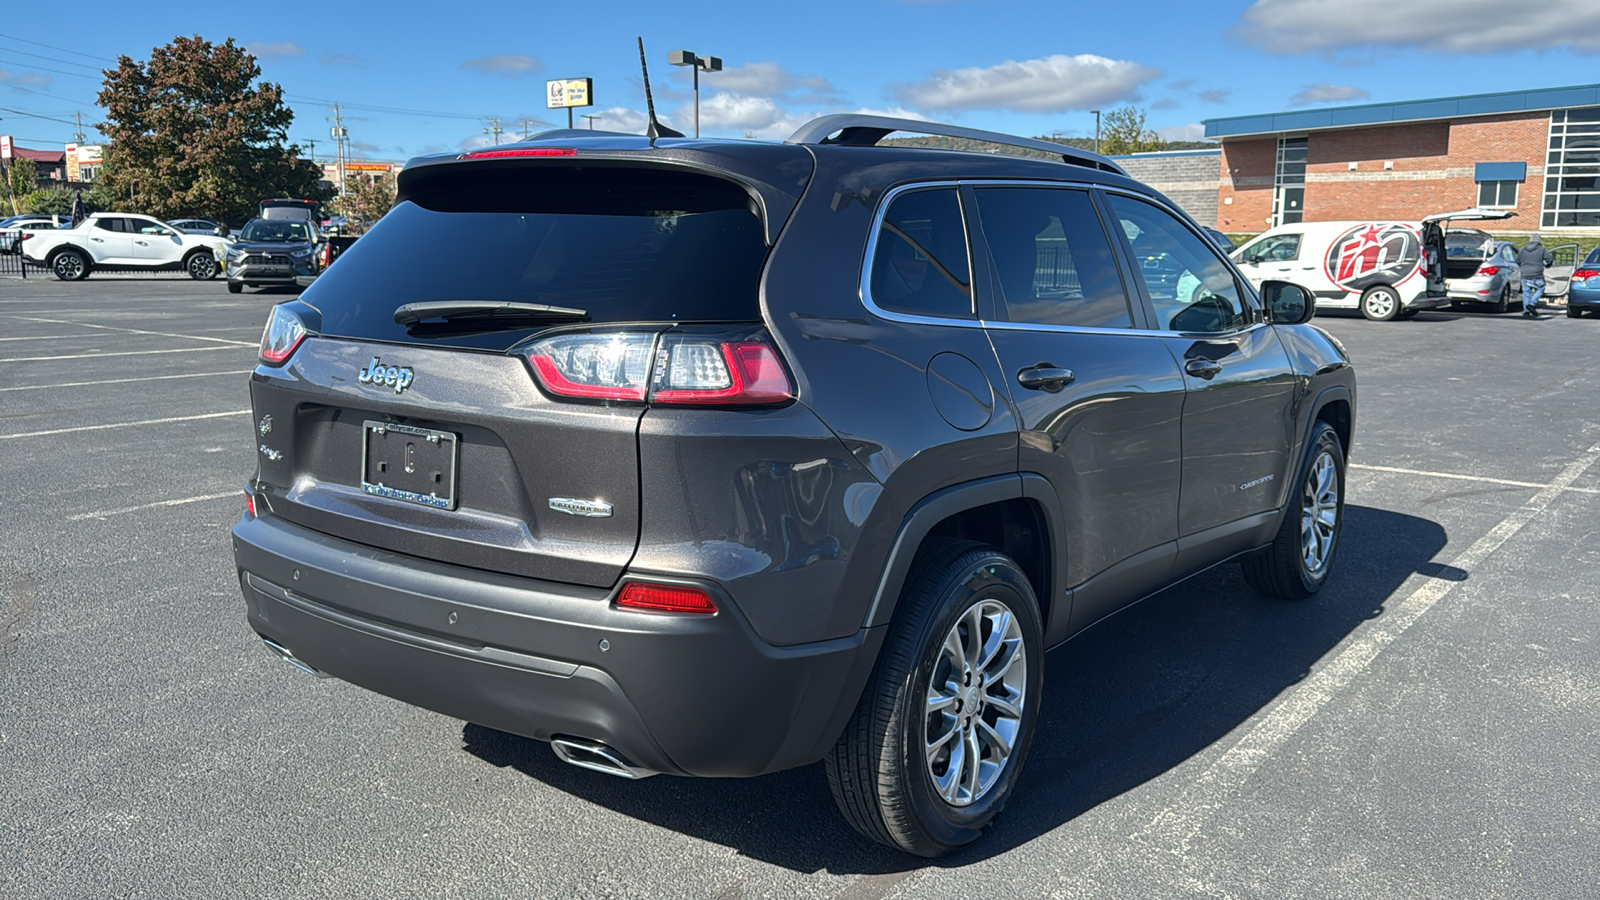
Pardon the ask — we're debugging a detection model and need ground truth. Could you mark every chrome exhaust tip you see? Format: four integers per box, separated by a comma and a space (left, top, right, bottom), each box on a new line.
550, 736, 657, 779
260, 636, 330, 679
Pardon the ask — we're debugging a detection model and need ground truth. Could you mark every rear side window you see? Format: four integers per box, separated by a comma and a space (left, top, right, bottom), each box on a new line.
1246, 233, 1302, 262
868, 188, 974, 319
94, 218, 127, 233
302, 166, 771, 351
973, 187, 1132, 329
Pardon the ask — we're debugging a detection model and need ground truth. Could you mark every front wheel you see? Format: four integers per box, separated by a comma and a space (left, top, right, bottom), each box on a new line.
227, 282, 243, 294
1242, 421, 1346, 599
51, 249, 89, 281
826, 540, 1043, 857
186, 251, 218, 280
1360, 285, 1400, 321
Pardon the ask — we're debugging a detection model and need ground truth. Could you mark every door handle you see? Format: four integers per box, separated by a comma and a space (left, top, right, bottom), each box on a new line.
1185, 359, 1224, 380
135, 240, 147, 245
1017, 364, 1075, 392
90, 237, 103, 242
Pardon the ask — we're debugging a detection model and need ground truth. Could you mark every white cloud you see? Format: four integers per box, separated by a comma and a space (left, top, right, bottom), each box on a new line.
461, 55, 544, 77
1240, 0, 1600, 54
894, 54, 1160, 113
1156, 123, 1209, 142
0, 69, 51, 88
1197, 89, 1230, 104
245, 42, 305, 60
689, 62, 837, 100
691, 94, 801, 139
1290, 83, 1371, 106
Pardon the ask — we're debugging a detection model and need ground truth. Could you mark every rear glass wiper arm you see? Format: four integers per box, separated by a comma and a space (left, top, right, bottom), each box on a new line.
393, 301, 590, 325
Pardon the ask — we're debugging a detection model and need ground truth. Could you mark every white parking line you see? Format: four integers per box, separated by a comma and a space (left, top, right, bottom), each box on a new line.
8, 316, 257, 347
0, 370, 252, 393
0, 409, 250, 440
1133, 440, 1600, 855
0, 346, 246, 363
0, 334, 87, 342
68, 491, 240, 521
1350, 462, 1600, 494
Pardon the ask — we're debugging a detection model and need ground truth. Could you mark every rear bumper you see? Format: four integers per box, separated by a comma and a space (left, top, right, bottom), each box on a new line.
231, 512, 881, 777
1569, 287, 1600, 310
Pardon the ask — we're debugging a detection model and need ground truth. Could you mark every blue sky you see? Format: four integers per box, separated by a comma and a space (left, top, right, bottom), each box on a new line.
4, 0, 1600, 161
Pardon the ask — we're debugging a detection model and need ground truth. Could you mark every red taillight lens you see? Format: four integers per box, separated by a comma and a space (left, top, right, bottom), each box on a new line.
259, 304, 308, 365
520, 331, 794, 406
615, 582, 718, 615
1477, 265, 1500, 276
244, 491, 257, 518
1575, 268, 1599, 279
459, 147, 576, 159
650, 339, 794, 405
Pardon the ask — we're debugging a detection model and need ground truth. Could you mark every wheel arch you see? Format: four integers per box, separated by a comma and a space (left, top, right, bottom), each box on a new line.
863, 475, 1061, 638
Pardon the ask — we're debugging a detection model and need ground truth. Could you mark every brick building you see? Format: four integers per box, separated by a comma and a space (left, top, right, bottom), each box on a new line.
1204, 83, 1600, 234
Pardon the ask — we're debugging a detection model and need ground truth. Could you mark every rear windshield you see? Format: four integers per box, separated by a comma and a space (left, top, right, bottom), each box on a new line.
1445, 231, 1493, 257
300, 166, 770, 351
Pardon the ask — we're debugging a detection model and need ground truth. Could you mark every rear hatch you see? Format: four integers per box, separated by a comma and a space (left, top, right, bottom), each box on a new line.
249, 147, 811, 587
1443, 229, 1495, 280
1420, 207, 1516, 294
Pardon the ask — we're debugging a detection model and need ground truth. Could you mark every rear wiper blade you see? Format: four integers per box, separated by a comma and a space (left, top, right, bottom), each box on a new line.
393, 301, 589, 325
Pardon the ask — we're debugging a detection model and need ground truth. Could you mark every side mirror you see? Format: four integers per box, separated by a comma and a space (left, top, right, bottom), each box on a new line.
1260, 280, 1316, 325
1244, 253, 1261, 265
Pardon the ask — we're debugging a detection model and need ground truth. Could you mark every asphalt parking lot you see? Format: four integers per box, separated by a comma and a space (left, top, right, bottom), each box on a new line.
2, 278, 1597, 899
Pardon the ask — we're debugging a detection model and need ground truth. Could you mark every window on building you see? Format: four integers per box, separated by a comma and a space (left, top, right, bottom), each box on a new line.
1273, 136, 1307, 226
1543, 108, 1600, 228
1478, 180, 1519, 207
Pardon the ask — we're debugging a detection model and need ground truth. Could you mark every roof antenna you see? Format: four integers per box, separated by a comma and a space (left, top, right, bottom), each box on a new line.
637, 37, 684, 142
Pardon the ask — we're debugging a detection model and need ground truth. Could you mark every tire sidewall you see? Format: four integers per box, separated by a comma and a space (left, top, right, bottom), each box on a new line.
1361, 285, 1399, 321
894, 555, 1044, 850
186, 250, 217, 280
52, 250, 86, 281
1292, 423, 1346, 593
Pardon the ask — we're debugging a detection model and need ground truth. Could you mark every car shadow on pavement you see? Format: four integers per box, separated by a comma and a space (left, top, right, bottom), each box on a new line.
459, 503, 1447, 875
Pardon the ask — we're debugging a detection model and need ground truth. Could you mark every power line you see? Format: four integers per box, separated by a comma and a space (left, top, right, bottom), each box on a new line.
0, 83, 96, 105
0, 56, 103, 80
285, 93, 492, 121
0, 33, 116, 63
0, 106, 80, 126
0, 45, 103, 71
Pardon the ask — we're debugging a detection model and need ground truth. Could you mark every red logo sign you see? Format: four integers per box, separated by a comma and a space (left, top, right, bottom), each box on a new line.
1324, 223, 1421, 291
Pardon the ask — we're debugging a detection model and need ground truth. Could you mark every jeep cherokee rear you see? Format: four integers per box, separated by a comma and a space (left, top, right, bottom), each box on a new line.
232, 116, 1355, 857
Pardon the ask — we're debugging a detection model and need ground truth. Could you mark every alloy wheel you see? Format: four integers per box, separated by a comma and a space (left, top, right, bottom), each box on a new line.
1364, 290, 1396, 319
54, 254, 82, 279
924, 598, 1027, 807
1300, 449, 1339, 576
189, 254, 217, 279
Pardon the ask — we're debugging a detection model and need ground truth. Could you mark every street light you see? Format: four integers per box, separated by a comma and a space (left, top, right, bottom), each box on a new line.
1091, 110, 1101, 156
668, 50, 722, 138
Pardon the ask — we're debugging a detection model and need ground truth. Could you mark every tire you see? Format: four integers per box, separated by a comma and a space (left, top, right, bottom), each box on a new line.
185, 250, 218, 280
1242, 421, 1346, 600
825, 540, 1044, 857
1568, 306, 1582, 318
50, 249, 89, 281
1493, 285, 1511, 314
227, 282, 243, 294
1360, 285, 1400, 321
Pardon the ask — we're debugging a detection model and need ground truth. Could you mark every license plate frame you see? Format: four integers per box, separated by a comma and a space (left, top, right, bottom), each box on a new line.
360, 420, 459, 510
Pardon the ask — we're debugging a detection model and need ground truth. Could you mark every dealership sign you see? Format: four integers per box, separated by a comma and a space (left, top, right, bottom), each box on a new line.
546, 78, 593, 109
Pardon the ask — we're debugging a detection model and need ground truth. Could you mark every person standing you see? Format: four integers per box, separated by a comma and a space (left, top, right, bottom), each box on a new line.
1517, 236, 1554, 318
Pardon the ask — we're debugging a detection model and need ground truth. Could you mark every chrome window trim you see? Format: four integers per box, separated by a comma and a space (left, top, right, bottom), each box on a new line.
858, 179, 1266, 338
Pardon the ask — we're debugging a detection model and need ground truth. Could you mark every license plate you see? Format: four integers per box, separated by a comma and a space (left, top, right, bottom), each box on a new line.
361, 420, 459, 510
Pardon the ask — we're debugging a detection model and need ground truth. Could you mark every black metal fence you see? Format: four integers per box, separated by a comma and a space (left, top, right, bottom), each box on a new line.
0, 233, 28, 277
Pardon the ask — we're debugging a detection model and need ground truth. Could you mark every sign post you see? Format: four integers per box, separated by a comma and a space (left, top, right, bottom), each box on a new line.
546, 78, 594, 129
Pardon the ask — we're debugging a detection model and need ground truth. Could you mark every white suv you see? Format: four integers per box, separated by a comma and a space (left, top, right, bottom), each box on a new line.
23, 212, 229, 281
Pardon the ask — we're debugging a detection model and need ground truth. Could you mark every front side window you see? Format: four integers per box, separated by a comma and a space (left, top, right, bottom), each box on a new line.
972, 187, 1132, 328
1243, 233, 1302, 262
868, 188, 973, 319
1107, 194, 1249, 334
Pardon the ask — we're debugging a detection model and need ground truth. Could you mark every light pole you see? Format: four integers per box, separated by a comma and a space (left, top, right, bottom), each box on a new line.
1091, 110, 1101, 155
668, 50, 723, 138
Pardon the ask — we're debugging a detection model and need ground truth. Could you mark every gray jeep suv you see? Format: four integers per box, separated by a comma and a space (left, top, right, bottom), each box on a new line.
232, 116, 1354, 857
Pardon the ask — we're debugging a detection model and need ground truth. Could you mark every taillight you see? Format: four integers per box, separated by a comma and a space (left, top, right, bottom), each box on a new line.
519, 331, 794, 406
1576, 268, 1599, 279
244, 490, 257, 518
259, 303, 308, 365
615, 582, 718, 615
1477, 265, 1500, 276
459, 147, 576, 159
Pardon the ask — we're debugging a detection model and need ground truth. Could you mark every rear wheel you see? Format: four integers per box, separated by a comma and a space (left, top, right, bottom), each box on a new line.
1243, 421, 1345, 600
51, 249, 89, 281
826, 540, 1043, 857
1360, 285, 1400, 321
1493, 284, 1511, 314
1569, 305, 1582, 318
227, 282, 243, 294
185, 250, 218, 280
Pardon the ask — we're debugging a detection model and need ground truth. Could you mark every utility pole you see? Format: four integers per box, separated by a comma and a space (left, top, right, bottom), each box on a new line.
484, 118, 504, 145
582, 114, 600, 130
1091, 110, 1102, 156
72, 112, 86, 144
329, 104, 349, 197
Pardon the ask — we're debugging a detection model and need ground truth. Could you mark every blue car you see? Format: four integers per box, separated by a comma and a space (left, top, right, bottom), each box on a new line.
1569, 246, 1600, 317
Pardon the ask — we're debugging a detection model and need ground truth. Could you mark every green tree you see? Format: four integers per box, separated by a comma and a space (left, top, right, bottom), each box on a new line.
20, 184, 74, 217
1098, 106, 1166, 156
96, 35, 331, 226
330, 176, 397, 235
6, 156, 38, 203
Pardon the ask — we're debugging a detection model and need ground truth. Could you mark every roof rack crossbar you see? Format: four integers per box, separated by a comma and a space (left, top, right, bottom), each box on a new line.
786, 114, 1127, 176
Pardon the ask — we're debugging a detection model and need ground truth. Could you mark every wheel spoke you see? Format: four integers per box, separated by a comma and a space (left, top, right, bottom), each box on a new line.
923, 595, 1029, 808
985, 693, 1023, 720
976, 716, 1012, 759
976, 610, 1012, 671
961, 727, 982, 799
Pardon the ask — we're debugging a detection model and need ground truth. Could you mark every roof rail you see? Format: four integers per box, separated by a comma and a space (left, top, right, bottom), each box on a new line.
786, 114, 1127, 176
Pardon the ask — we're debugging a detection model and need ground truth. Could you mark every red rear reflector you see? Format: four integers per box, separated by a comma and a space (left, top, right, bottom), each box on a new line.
1576, 268, 1599, 279
459, 148, 576, 159
616, 582, 718, 615
244, 491, 257, 518
1477, 265, 1500, 276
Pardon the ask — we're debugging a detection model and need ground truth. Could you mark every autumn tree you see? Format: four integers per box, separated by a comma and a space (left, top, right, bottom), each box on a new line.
96, 36, 330, 226
330, 176, 397, 235
1098, 106, 1166, 156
